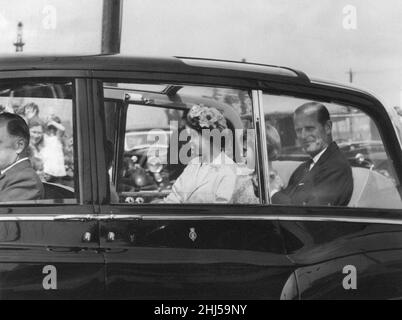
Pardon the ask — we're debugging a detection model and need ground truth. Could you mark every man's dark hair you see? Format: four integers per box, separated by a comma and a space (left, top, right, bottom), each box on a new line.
295, 102, 330, 126
0, 112, 30, 153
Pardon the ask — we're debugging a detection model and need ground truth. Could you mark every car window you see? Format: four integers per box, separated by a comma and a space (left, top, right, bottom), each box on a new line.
103, 83, 260, 205
263, 93, 402, 209
0, 80, 77, 204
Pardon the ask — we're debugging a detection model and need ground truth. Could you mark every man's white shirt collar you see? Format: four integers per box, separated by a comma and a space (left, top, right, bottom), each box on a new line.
309, 147, 328, 170
1, 157, 29, 175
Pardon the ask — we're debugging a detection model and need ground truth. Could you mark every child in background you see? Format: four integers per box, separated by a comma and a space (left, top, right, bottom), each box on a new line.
40, 115, 66, 182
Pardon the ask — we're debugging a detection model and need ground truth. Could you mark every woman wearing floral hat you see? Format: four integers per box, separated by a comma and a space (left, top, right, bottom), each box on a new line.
164, 104, 244, 203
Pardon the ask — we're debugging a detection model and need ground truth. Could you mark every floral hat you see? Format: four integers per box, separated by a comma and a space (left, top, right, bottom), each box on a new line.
187, 104, 227, 131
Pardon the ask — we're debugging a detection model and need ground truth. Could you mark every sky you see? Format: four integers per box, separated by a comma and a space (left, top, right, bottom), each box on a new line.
1, 0, 402, 107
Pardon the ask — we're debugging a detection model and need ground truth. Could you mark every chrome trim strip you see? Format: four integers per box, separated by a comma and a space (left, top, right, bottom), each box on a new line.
251, 90, 263, 202
54, 214, 97, 221
139, 215, 402, 225
0, 199, 77, 205
0, 214, 96, 222
0, 215, 65, 221
0, 214, 141, 221
0, 214, 399, 226
253, 89, 270, 203
109, 214, 141, 220
176, 56, 309, 80
252, 90, 270, 204
258, 89, 270, 203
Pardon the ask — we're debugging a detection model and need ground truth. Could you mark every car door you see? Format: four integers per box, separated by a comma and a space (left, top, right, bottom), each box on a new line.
261, 84, 402, 299
0, 76, 103, 299
92, 79, 297, 299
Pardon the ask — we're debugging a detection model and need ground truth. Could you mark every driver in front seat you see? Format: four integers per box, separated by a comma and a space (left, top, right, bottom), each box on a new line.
0, 113, 44, 202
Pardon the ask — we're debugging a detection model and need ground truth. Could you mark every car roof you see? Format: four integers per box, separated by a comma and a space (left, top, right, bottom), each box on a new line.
310, 77, 383, 103
0, 54, 310, 83
0, 54, 389, 111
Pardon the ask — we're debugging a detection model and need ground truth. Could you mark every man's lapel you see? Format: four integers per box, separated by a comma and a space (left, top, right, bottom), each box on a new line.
309, 142, 338, 173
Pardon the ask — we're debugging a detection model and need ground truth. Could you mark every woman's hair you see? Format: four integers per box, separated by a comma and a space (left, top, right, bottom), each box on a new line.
266, 124, 281, 160
185, 104, 228, 133
184, 104, 235, 155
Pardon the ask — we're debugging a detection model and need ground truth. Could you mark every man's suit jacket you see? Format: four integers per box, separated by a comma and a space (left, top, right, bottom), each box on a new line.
0, 159, 44, 202
272, 142, 353, 206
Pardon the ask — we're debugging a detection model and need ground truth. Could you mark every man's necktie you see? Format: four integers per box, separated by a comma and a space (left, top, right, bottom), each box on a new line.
302, 158, 314, 179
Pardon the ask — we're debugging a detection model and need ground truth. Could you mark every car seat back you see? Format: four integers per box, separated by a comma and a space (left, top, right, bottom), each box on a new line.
271, 161, 401, 208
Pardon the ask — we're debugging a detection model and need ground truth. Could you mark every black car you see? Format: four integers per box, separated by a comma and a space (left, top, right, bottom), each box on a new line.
0, 55, 400, 299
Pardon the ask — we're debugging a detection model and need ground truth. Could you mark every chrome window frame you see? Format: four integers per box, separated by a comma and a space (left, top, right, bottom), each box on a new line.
104, 82, 265, 205
252, 90, 270, 204
0, 78, 82, 206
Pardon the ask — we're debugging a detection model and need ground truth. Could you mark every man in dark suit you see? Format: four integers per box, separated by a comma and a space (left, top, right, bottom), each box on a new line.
272, 102, 353, 206
0, 113, 43, 202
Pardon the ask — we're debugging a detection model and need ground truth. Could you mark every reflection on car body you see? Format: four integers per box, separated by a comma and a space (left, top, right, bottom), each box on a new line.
0, 55, 398, 299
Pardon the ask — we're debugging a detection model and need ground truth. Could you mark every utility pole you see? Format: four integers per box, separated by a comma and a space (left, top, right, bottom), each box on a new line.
13, 22, 25, 52
101, 0, 123, 54
346, 68, 355, 137
347, 68, 354, 83
239, 58, 249, 114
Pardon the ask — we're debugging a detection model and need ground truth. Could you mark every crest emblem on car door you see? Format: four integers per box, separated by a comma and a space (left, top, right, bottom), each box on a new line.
189, 228, 197, 242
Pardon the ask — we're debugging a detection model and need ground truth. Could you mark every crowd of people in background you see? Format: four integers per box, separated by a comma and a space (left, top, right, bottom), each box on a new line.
0, 102, 74, 187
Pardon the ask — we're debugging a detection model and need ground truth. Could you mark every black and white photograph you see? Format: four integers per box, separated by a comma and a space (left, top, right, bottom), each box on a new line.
0, 0, 400, 303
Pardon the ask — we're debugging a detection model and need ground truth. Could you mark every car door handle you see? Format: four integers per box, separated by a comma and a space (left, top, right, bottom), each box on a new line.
54, 214, 142, 222
110, 215, 142, 221
54, 214, 97, 222
98, 214, 142, 221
